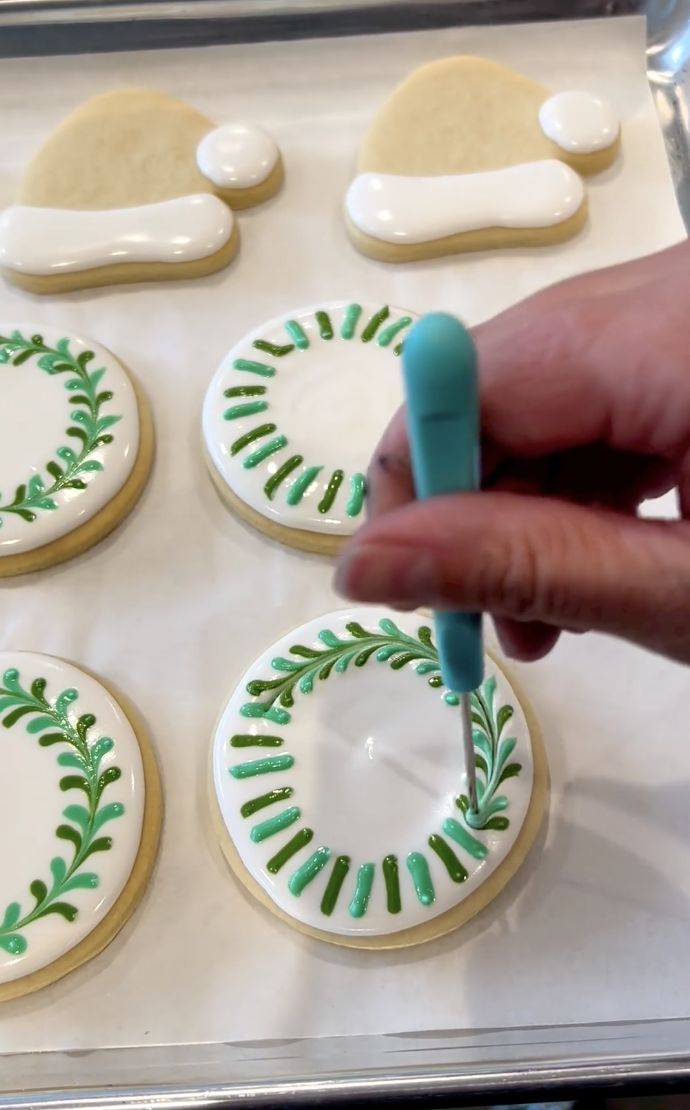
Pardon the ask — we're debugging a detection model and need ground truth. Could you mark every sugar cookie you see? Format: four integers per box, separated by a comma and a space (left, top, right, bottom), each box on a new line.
346, 57, 620, 262
0, 325, 153, 576
203, 302, 415, 554
0, 90, 283, 293
211, 607, 548, 949
0, 653, 161, 1000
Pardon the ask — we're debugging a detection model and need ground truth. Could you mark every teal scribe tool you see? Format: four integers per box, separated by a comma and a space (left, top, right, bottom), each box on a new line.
401, 312, 483, 814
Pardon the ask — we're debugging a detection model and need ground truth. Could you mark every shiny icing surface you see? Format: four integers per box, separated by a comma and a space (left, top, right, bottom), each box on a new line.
0, 195, 233, 275
0, 652, 145, 983
539, 90, 619, 153
346, 161, 584, 244
203, 302, 416, 536
0, 326, 139, 557
196, 123, 279, 189
212, 607, 535, 937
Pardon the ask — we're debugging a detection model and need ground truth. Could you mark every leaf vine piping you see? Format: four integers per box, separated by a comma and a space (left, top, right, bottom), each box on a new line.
0, 331, 121, 525
240, 619, 522, 836
0, 668, 125, 956
457, 675, 522, 831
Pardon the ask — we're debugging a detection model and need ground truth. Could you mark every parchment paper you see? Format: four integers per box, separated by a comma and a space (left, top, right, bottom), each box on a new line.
0, 14, 688, 1054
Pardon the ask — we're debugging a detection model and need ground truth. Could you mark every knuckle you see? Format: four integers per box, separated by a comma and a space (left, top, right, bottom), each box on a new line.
485, 534, 542, 619
470, 516, 574, 622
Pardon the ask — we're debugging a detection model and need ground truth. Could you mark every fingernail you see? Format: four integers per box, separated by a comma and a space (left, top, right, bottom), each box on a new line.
335, 545, 439, 603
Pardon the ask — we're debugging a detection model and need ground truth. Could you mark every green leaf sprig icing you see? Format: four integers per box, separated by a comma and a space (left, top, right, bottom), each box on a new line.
457, 675, 522, 831
240, 619, 522, 834
0, 331, 120, 525
243, 619, 444, 711
0, 668, 124, 956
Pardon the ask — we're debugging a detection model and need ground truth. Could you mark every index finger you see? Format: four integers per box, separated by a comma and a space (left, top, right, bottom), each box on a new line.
366, 404, 413, 518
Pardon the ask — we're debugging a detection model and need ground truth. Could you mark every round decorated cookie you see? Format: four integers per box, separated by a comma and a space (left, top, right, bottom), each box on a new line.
0, 653, 161, 1000
202, 302, 415, 553
0, 325, 153, 577
211, 607, 548, 948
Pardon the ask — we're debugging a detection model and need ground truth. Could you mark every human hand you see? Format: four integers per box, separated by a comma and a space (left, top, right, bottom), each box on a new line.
335, 239, 690, 665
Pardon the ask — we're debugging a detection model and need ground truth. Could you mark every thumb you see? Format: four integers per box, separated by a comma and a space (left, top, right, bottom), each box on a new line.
335, 491, 690, 664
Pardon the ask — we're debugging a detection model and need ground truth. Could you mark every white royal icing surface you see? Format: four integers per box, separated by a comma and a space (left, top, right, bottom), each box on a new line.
196, 123, 279, 189
0, 194, 233, 276
539, 90, 619, 154
0, 325, 139, 557
202, 302, 416, 536
0, 652, 145, 985
346, 160, 585, 244
213, 607, 535, 937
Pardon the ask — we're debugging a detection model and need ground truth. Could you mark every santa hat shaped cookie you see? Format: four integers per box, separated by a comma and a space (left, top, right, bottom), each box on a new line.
345, 56, 620, 262
0, 89, 283, 293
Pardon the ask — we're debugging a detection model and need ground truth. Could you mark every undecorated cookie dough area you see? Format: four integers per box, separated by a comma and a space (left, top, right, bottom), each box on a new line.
2, 8, 689, 1080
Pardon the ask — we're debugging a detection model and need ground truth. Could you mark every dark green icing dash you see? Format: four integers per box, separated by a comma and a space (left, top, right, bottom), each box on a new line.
230, 423, 276, 456
250, 806, 301, 843
266, 827, 314, 874
346, 472, 366, 518
361, 305, 390, 342
382, 854, 401, 914
253, 339, 295, 357
406, 851, 435, 906
315, 310, 334, 340
285, 320, 310, 350
288, 846, 331, 895
241, 786, 293, 818
377, 316, 413, 348
264, 455, 303, 500
243, 436, 288, 469
393, 341, 405, 357
428, 833, 468, 883
229, 754, 294, 779
223, 400, 268, 421
233, 358, 276, 378
321, 855, 351, 916
340, 303, 362, 340
318, 469, 344, 514
224, 385, 267, 399
287, 465, 322, 506
230, 733, 284, 748
349, 862, 375, 918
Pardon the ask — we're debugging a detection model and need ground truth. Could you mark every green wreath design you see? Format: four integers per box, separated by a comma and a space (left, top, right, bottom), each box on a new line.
222, 304, 414, 519
0, 668, 125, 956
0, 330, 121, 526
230, 619, 524, 919
238, 618, 521, 833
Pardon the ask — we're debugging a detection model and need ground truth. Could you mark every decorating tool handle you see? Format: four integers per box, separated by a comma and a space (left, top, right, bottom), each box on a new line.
401, 312, 484, 694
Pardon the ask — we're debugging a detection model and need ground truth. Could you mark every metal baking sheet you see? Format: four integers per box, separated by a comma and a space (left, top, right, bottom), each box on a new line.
1, 3, 690, 1106
0, 0, 642, 57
